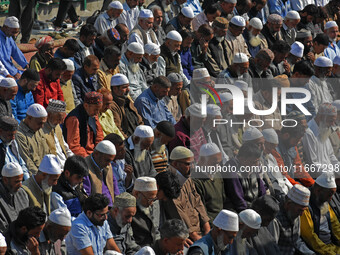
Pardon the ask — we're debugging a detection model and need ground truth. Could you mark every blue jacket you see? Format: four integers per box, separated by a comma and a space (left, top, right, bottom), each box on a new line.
188, 232, 231, 255
179, 48, 193, 80
10, 84, 34, 122
72, 68, 100, 104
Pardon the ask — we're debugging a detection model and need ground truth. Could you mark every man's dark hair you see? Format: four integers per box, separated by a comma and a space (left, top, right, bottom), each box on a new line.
64, 39, 80, 52
302, 4, 318, 15
293, 60, 314, 76
104, 133, 124, 146
64, 155, 89, 177
160, 219, 189, 239
83, 194, 110, 213
83, 55, 99, 67
204, 3, 219, 15
115, 23, 128, 35
155, 171, 181, 199
15, 207, 46, 231
46, 58, 67, 71
153, 76, 171, 88
104, 45, 121, 57
80, 24, 97, 37
281, 122, 306, 138
238, 142, 262, 158
271, 40, 291, 54
251, 195, 280, 218
197, 24, 214, 36
313, 33, 329, 46
21, 68, 40, 81
180, 29, 194, 41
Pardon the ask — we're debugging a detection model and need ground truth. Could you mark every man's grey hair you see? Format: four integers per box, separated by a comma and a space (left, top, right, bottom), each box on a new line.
150, 5, 162, 13
160, 219, 189, 239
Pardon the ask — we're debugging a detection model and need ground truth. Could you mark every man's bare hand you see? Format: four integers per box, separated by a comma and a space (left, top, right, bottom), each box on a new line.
27, 236, 40, 255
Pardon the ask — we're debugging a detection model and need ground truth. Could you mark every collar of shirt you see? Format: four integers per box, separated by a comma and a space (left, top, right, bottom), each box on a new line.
103, 12, 112, 21
91, 154, 104, 171
127, 136, 135, 150
20, 121, 35, 135
33, 175, 44, 192
146, 88, 158, 102
282, 22, 289, 31
176, 170, 188, 186
0, 30, 7, 40
308, 118, 320, 138
77, 39, 88, 50
80, 211, 95, 227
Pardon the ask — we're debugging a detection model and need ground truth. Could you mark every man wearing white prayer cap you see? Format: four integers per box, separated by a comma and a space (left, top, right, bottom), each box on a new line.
242, 127, 265, 152
119, 42, 148, 100
268, 184, 312, 254
324, 21, 340, 61
286, 42, 304, 69
281, 11, 300, 45
167, 146, 211, 240
40, 207, 72, 252
261, 14, 283, 49
188, 209, 238, 254
304, 57, 333, 112
22, 154, 62, 215
0, 162, 29, 233
128, 9, 159, 47
163, 73, 183, 122
300, 172, 340, 255
165, 7, 194, 33
83, 140, 117, 207
225, 16, 250, 66
140, 43, 166, 87
132, 176, 160, 246
168, 103, 207, 161
0, 77, 18, 118
94, 1, 124, 35
125, 125, 157, 177
243, 17, 267, 59
16, 103, 50, 175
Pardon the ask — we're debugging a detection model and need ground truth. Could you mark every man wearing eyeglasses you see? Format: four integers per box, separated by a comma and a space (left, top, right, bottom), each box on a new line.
131, 176, 161, 247
66, 194, 121, 254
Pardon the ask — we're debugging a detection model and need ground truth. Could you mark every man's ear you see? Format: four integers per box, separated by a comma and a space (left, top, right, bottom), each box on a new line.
86, 210, 92, 218
19, 226, 27, 235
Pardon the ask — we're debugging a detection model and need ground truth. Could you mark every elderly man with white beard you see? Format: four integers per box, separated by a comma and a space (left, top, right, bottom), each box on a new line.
150, 121, 175, 172
118, 42, 147, 100
324, 21, 340, 61
188, 209, 239, 255
243, 18, 268, 58
280, 11, 300, 46
305, 57, 334, 112
140, 43, 166, 86
125, 125, 157, 178
302, 103, 340, 175
108, 192, 141, 255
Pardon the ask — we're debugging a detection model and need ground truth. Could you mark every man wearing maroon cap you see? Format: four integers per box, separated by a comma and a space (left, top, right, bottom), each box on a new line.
63, 91, 104, 157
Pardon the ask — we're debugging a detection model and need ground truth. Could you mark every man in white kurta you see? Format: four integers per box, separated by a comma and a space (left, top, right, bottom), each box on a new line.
118, 0, 140, 31
94, 1, 124, 35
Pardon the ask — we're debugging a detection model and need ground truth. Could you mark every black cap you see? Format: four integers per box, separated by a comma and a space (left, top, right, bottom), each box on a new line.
0, 116, 18, 131
156, 121, 175, 138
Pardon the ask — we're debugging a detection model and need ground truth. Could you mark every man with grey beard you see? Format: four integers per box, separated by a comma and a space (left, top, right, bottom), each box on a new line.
243, 17, 268, 58
118, 42, 147, 100
108, 192, 140, 255
125, 125, 157, 177
302, 103, 340, 174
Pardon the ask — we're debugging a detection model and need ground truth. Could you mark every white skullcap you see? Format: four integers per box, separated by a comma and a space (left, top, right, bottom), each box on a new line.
49, 207, 72, 227
134, 177, 157, 191
170, 146, 194, 160
181, 7, 195, 19
314, 56, 333, 67
0, 233, 6, 248
108, 1, 123, 10
192, 68, 210, 80
230, 16, 246, 27
213, 209, 239, 231
0, 77, 17, 88
26, 103, 48, 118
127, 42, 144, 54
235, 80, 248, 91
315, 172, 337, 189
333, 56, 340, 66
139, 9, 153, 18
239, 209, 262, 229
95, 140, 116, 155
249, 17, 263, 30
2, 162, 23, 177
285, 10, 300, 20
220, 92, 233, 103
200, 143, 221, 157
62, 59, 75, 71
332, 100, 340, 111
166, 30, 182, 42
135, 247, 156, 255
325, 21, 338, 30
233, 53, 249, 64
39, 154, 62, 175
134, 125, 154, 138
262, 128, 278, 144
4, 16, 20, 29
290, 41, 304, 58
207, 104, 222, 117
167, 73, 183, 83
243, 127, 263, 142
287, 184, 310, 206
185, 103, 206, 118
104, 251, 123, 255
111, 73, 129, 86
144, 43, 161, 55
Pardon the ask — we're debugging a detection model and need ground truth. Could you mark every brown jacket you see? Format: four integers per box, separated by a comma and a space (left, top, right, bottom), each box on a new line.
110, 94, 143, 138
43, 122, 68, 158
